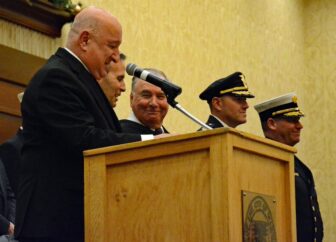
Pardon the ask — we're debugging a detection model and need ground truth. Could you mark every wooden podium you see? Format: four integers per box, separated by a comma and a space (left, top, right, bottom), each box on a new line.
83, 128, 297, 242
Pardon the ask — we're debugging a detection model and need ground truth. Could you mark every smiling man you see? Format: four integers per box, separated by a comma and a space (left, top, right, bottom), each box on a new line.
98, 53, 126, 108
254, 93, 323, 242
199, 72, 254, 129
120, 68, 169, 135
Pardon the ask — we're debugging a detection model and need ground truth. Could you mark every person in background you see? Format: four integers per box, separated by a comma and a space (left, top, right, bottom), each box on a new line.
199, 72, 254, 129
254, 92, 323, 242
98, 53, 126, 108
0, 92, 24, 197
0, 158, 15, 238
14, 6, 164, 242
120, 68, 170, 135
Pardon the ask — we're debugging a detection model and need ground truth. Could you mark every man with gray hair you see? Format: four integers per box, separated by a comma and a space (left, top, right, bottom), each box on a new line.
120, 68, 170, 135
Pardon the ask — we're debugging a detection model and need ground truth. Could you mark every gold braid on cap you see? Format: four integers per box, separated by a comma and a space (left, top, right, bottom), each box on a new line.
220, 86, 248, 95
219, 74, 250, 95
272, 107, 304, 117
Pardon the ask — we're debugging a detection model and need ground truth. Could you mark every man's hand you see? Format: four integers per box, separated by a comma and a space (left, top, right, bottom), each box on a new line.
8, 222, 14, 235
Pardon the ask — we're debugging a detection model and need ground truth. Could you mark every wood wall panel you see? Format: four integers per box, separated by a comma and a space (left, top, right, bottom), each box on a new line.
0, 79, 24, 116
0, 113, 21, 143
0, 44, 46, 85
0, 44, 46, 143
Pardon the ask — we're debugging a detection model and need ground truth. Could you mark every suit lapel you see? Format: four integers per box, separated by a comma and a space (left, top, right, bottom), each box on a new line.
78, 70, 121, 131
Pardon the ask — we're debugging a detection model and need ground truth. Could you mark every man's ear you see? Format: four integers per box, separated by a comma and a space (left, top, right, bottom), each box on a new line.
130, 92, 134, 107
211, 97, 222, 111
267, 118, 277, 131
79, 31, 90, 50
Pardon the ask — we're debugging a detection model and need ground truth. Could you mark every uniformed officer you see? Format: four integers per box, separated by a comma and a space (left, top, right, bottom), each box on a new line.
199, 72, 254, 129
254, 92, 323, 242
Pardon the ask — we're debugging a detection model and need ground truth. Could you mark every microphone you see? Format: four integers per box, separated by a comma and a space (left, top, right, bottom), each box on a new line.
126, 63, 182, 107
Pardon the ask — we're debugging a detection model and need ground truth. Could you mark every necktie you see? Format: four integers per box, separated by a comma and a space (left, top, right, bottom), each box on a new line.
153, 128, 163, 135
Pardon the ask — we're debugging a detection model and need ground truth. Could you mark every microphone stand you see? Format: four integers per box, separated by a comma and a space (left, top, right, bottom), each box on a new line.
168, 99, 212, 130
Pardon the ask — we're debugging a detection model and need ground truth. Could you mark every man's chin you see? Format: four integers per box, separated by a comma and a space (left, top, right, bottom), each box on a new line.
291, 138, 300, 146
238, 118, 247, 124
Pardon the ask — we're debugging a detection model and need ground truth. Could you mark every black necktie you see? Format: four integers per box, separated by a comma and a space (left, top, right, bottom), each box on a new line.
153, 128, 163, 135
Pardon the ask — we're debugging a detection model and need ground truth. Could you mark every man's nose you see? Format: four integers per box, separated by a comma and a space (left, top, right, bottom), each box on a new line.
242, 100, 249, 109
149, 96, 159, 106
111, 49, 120, 63
296, 121, 303, 129
120, 81, 126, 92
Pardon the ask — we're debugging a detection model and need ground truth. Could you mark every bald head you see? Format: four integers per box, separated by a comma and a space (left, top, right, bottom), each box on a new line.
66, 6, 122, 80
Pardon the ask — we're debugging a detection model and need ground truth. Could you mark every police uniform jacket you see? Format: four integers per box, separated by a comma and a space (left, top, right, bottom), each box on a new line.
295, 156, 323, 242
205, 115, 226, 129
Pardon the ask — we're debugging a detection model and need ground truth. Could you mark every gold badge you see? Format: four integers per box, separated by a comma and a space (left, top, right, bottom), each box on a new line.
240, 74, 248, 88
292, 96, 298, 103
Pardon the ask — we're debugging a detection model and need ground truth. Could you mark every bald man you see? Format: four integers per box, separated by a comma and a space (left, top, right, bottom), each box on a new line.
15, 7, 146, 242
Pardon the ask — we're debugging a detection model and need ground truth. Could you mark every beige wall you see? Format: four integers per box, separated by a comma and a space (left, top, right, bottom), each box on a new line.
0, 0, 335, 240
303, 0, 336, 240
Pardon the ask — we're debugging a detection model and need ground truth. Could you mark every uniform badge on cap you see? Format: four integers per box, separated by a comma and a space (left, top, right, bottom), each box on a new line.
254, 92, 304, 121
199, 72, 254, 101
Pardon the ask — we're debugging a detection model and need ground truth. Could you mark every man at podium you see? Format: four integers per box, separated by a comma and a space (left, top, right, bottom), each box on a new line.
254, 92, 323, 242
199, 72, 254, 129
14, 6, 163, 242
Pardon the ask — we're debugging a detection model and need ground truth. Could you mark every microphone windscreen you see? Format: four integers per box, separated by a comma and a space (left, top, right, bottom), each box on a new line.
126, 63, 137, 75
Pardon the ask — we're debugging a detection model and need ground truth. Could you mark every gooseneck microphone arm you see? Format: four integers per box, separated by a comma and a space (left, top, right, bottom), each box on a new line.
174, 104, 213, 130
126, 63, 212, 130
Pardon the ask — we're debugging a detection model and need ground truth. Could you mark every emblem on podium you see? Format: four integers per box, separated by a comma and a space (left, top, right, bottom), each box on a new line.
242, 191, 277, 242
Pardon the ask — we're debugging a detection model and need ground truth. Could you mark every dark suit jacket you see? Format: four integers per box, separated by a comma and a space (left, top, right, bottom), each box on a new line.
0, 129, 23, 196
15, 48, 141, 241
295, 156, 323, 242
0, 159, 15, 235
120, 119, 169, 135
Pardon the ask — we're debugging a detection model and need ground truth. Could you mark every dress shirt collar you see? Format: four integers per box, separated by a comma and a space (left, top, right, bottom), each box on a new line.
64, 47, 89, 72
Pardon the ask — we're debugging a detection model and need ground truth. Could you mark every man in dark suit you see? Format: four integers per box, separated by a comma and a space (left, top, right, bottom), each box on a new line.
0, 129, 23, 198
254, 92, 323, 242
14, 6, 159, 242
199, 72, 254, 129
120, 68, 170, 135
0, 92, 24, 197
0, 159, 15, 237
